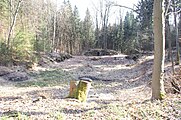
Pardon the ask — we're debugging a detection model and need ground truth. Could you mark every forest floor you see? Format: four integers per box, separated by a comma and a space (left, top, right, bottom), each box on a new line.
0, 54, 180, 120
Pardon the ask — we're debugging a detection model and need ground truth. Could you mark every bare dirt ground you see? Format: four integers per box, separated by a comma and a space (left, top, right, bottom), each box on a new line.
0, 54, 180, 120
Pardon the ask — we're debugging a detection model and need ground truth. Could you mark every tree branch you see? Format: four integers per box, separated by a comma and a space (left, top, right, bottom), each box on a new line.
166, 9, 181, 17
112, 4, 138, 14
165, 0, 172, 18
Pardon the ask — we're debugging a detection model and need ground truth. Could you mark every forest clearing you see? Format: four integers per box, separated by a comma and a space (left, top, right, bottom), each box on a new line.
0, 0, 181, 119
0, 52, 180, 119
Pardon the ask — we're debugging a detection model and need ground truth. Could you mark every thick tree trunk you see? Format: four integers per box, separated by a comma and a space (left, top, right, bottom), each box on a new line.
151, 0, 166, 100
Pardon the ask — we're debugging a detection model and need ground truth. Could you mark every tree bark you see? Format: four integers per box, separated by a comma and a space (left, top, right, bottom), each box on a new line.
151, 0, 166, 100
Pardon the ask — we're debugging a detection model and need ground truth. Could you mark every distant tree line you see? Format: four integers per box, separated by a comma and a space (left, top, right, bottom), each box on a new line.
0, 0, 180, 65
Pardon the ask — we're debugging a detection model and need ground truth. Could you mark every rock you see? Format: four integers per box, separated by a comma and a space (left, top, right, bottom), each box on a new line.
3, 72, 29, 81
0, 66, 13, 76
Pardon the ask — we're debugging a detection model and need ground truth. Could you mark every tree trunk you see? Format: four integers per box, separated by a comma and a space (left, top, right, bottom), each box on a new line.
173, 0, 180, 65
165, 0, 171, 60
151, 0, 166, 100
75, 80, 91, 102
165, 1, 175, 74
7, 0, 22, 49
68, 80, 78, 98
52, 12, 56, 52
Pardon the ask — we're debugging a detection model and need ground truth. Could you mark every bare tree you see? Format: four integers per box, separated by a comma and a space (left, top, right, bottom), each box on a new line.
151, 0, 166, 100
7, 0, 23, 49
94, 0, 113, 49
165, 0, 175, 73
52, 0, 57, 52
172, 0, 180, 65
102, 1, 112, 49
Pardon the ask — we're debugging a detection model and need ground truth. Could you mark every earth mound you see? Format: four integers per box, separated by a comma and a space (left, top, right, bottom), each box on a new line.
84, 49, 118, 56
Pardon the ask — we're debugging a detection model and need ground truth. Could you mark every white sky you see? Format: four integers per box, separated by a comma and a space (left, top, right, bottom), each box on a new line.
57, 0, 139, 23
71, 0, 138, 16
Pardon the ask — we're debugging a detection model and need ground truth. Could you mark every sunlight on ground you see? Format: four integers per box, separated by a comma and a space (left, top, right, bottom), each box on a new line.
145, 55, 154, 60
101, 65, 132, 71
31, 64, 47, 71
62, 64, 84, 71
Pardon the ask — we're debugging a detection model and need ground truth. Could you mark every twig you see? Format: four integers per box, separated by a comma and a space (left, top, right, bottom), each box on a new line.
112, 4, 138, 14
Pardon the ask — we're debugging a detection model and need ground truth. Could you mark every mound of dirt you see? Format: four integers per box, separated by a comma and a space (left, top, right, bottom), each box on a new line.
38, 52, 73, 66
48, 52, 72, 62
3, 72, 29, 82
84, 49, 118, 56
0, 66, 13, 76
0, 66, 29, 82
125, 54, 141, 61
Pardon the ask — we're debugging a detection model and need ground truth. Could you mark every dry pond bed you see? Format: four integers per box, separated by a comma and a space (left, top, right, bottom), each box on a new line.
0, 55, 180, 119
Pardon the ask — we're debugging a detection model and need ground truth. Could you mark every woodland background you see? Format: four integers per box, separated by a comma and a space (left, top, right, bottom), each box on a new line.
0, 0, 181, 119
0, 0, 180, 66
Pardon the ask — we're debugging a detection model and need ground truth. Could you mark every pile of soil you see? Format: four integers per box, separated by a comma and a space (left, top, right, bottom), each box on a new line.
38, 52, 72, 66
0, 66, 29, 82
84, 49, 118, 56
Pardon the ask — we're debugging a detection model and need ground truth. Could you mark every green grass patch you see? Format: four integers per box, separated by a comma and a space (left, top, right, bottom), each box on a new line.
15, 69, 73, 87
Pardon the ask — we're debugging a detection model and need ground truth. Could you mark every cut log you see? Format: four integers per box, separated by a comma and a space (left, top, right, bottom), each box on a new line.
68, 79, 92, 102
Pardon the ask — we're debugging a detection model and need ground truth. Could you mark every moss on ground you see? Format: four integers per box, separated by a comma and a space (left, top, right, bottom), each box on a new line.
15, 69, 73, 87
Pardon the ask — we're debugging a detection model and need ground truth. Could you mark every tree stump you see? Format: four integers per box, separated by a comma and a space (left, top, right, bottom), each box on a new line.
68, 80, 78, 98
68, 78, 92, 102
